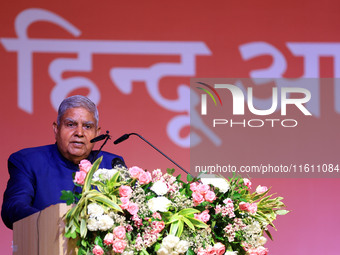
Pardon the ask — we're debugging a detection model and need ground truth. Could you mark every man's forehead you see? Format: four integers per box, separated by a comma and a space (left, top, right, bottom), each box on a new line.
60, 107, 96, 122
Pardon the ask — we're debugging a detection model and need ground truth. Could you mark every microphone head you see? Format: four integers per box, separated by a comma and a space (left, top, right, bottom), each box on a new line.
90, 134, 109, 143
113, 134, 130, 145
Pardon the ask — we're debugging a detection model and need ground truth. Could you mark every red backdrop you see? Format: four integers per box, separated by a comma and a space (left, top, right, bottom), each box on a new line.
1, 1, 340, 254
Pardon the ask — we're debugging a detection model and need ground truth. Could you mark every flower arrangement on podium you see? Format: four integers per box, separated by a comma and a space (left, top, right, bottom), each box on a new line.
61, 157, 288, 255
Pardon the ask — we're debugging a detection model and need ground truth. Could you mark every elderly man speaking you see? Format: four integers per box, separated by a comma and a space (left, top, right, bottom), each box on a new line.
1, 95, 124, 229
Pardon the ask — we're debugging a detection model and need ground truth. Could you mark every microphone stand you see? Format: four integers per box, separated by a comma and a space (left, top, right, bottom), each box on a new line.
114, 133, 191, 177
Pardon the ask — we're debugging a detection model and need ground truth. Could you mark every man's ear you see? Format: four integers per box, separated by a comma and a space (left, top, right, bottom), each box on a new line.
53, 122, 58, 139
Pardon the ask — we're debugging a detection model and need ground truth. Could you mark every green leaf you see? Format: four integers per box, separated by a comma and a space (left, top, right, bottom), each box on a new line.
188, 217, 208, 229
60, 190, 75, 205
265, 229, 273, 241
178, 208, 200, 216
276, 210, 289, 215
83, 157, 103, 193
166, 168, 175, 175
186, 248, 195, 255
187, 174, 194, 182
182, 216, 195, 231
80, 218, 87, 238
170, 221, 179, 235
177, 219, 184, 237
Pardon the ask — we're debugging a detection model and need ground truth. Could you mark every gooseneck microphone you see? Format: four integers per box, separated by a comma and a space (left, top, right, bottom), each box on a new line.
113, 133, 190, 177
90, 131, 111, 163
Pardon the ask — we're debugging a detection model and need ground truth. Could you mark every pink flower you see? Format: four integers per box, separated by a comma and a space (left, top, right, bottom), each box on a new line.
129, 166, 143, 179
113, 226, 126, 239
206, 246, 215, 255
126, 224, 133, 232
243, 178, 252, 188
127, 202, 139, 215
197, 247, 207, 255
132, 215, 143, 227
192, 192, 205, 205
152, 212, 162, 220
103, 233, 114, 245
74, 171, 87, 185
151, 221, 165, 233
197, 184, 210, 195
248, 203, 258, 214
213, 243, 225, 255
79, 159, 92, 173
120, 197, 130, 209
248, 246, 268, 255
256, 185, 268, 194
200, 210, 210, 223
239, 202, 249, 211
112, 239, 127, 253
92, 245, 104, 255
119, 185, 133, 197
239, 202, 257, 214
204, 190, 216, 203
138, 171, 152, 184
190, 182, 198, 192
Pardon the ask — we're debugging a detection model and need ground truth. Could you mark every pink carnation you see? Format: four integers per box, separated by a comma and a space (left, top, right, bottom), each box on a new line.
119, 185, 133, 197
195, 210, 210, 223
129, 166, 144, 179
104, 233, 114, 245
190, 182, 198, 192
205, 190, 216, 203
239, 202, 257, 214
113, 226, 126, 239
120, 197, 130, 210
92, 245, 104, 255
74, 171, 87, 185
214, 243, 225, 255
256, 185, 268, 194
138, 171, 152, 184
127, 202, 139, 215
79, 159, 92, 173
151, 221, 165, 233
197, 184, 210, 195
248, 246, 268, 255
243, 178, 252, 188
152, 212, 162, 220
192, 192, 205, 205
112, 239, 127, 253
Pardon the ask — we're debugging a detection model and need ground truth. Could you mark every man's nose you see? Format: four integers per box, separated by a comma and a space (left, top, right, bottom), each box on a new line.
75, 125, 84, 136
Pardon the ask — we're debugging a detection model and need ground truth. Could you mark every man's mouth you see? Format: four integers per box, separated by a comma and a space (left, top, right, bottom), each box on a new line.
70, 141, 85, 147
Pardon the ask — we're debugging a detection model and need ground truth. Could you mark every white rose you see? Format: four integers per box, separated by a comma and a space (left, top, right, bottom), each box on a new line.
87, 217, 98, 231
162, 235, 180, 250
201, 175, 230, 193
93, 168, 118, 181
97, 214, 114, 231
175, 240, 190, 253
170, 251, 179, 255
148, 197, 172, 212
151, 180, 169, 195
157, 247, 170, 255
87, 203, 104, 217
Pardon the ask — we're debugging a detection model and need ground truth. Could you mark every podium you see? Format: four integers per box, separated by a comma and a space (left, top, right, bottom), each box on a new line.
12, 204, 77, 255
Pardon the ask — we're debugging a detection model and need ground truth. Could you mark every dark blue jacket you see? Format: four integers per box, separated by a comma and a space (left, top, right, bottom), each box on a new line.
1, 144, 124, 229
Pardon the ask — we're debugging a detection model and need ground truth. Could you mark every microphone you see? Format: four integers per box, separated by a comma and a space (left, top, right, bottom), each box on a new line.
113, 133, 191, 177
91, 131, 111, 163
113, 134, 130, 145
112, 157, 127, 168
91, 133, 110, 143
